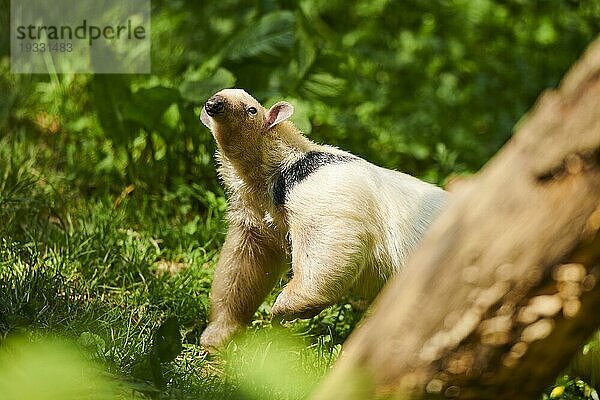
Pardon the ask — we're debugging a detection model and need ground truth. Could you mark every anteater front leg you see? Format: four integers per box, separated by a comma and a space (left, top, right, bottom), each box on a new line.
200, 223, 286, 350
271, 217, 367, 320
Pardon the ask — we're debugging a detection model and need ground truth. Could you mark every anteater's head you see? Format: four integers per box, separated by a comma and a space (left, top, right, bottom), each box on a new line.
200, 89, 294, 155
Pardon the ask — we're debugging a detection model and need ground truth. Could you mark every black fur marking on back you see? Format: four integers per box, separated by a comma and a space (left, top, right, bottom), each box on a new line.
273, 151, 357, 206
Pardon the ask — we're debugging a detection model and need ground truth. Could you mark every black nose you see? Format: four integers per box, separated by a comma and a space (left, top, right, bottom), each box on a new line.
205, 95, 225, 117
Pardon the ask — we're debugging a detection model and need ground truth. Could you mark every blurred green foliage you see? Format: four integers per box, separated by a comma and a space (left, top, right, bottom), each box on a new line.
2, 0, 599, 190
224, 328, 334, 400
1, 0, 600, 399
0, 336, 122, 400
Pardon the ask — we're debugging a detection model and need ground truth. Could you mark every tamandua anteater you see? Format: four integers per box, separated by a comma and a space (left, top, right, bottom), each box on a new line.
199, 88, 447, 350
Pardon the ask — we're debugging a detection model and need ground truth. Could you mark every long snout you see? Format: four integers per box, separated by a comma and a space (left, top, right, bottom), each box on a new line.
205, 95, 225, 116
200, 95, 226, 129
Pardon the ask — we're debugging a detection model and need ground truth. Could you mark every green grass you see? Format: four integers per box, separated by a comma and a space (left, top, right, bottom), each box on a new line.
0, 131, 356, 399
2, 1, 599, 396
1, 127, 600, 400
2, 126, 600, 400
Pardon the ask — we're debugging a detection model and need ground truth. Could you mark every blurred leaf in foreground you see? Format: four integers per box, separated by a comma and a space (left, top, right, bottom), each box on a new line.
0, 336, 120, 400
225, 328, 326, 400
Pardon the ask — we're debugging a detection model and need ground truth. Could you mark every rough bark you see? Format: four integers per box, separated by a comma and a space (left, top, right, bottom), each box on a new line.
311, 36, 600, 400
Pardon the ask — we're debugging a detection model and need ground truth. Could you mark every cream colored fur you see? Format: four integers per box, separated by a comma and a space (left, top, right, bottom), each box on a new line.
199, 89, 447, 350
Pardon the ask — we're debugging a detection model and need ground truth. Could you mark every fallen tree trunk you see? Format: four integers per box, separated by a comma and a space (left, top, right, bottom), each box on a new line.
311, 36, 600, 400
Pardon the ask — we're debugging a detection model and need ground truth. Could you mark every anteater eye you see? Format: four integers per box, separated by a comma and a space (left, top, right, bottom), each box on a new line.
247, 106, 258, 116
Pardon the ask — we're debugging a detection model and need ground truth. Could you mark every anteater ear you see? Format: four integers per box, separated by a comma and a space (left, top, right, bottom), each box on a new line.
265, 101, 294, 130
